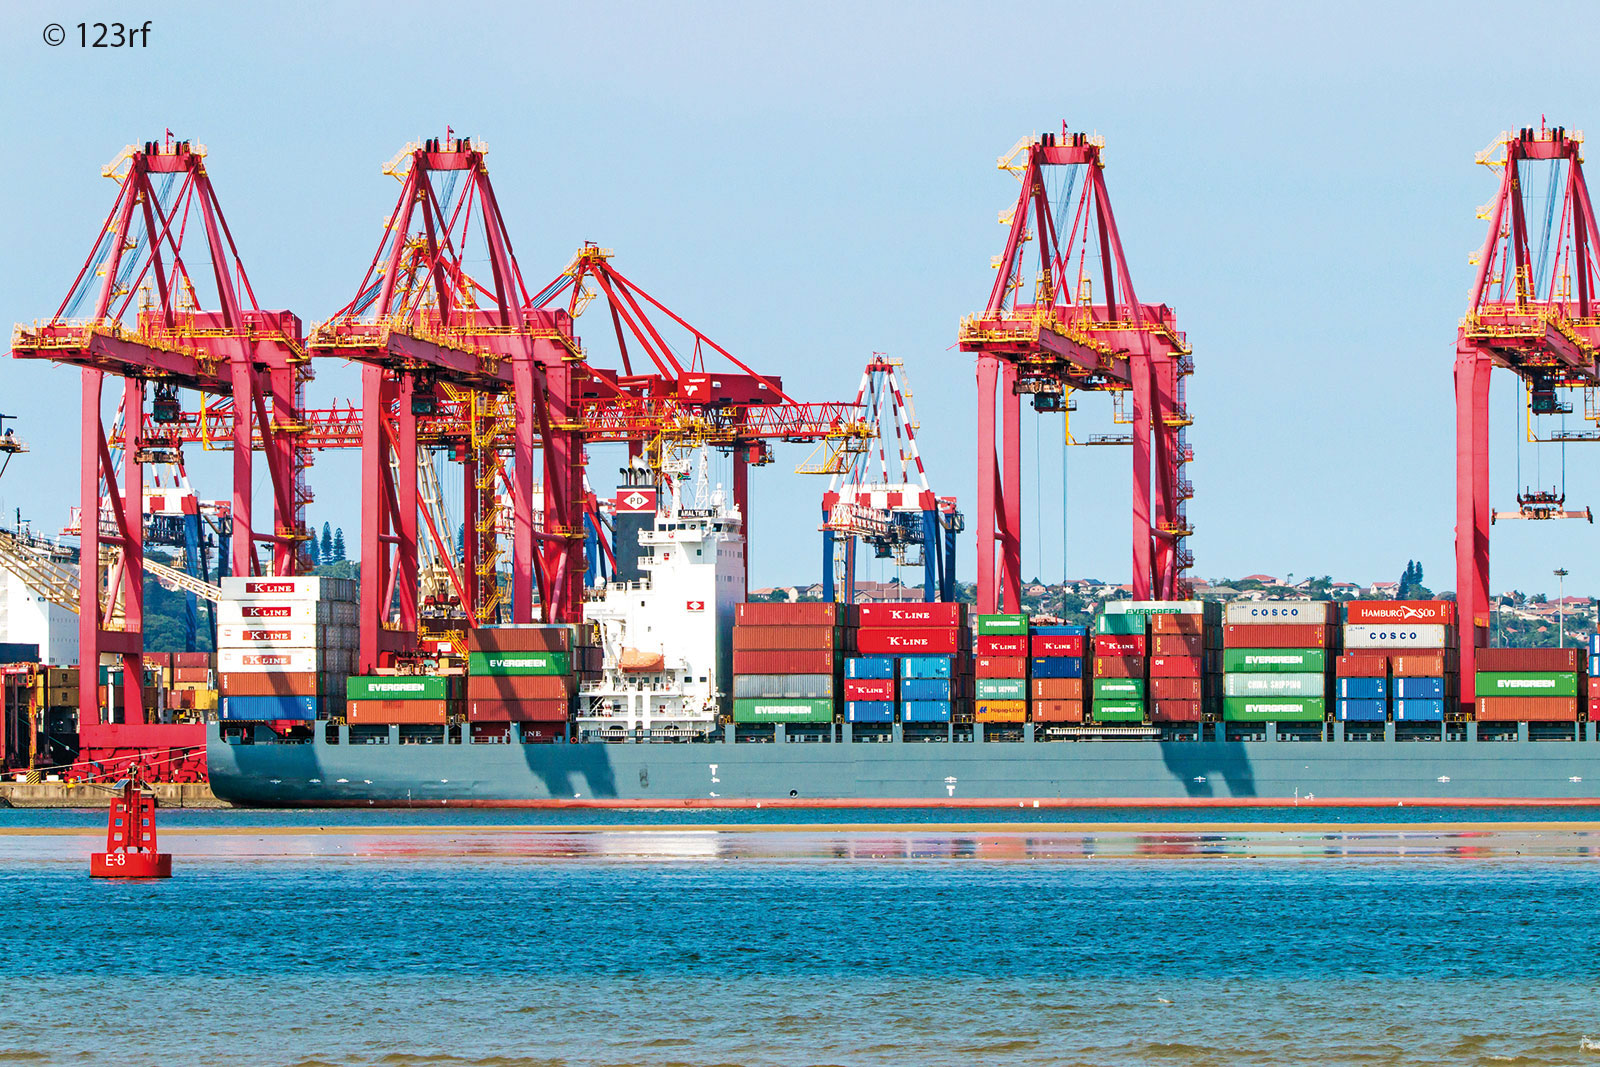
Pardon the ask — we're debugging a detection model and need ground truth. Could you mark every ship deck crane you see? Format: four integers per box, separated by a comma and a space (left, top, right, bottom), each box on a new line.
1456, 123, 1600, 705
820, 357, 962, 604
958, 125, 1193, 613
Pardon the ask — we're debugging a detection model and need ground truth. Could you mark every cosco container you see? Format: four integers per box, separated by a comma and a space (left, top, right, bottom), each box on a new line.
976, 614, 1029, 636
1393, 676, 1447, 700
1222, 696, 1327, 721
900, 655, 954, 679
976, 678, 1027, 700
856, 628, 964, 655
1221, 648, 1327, 673
731, 674, 837, 699
845, 657, 894, 680
844, 701, 894, 723
900, 700, 952, 723
732, 698, 835, 724
856, 603, 965, 628
1224, 601, 1332, 624
1223, 673, 1326, 697
1474, 672, 1579, 698
1336, 699, 1386, 722
1393, 699, 1445, 721
1342, 624, 1449, 649
1334, 676, 1387, 700
1029, 656, 1083, 679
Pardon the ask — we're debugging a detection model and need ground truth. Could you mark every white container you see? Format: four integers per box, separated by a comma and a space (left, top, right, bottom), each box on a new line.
1222, 672, 1326, 697
1224, 601, 1332, 625
218, 600, 328, 625
1341, 624, 1449, 649
218, 623, 320, 648
219, 576, 358, 603
217, 647, 357, 674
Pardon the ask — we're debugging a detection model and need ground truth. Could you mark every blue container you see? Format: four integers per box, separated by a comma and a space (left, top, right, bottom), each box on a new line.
845, 656, 895, 680
900, 678, 952, 701
1590, 654, 1600, 677
900, 655, 954, 679
220, 695, 318, 721
1030, 656, 1083, 679
1394, 699, 1445, 721
1032, 624, 1087, 636
1393, 676, 1445, 699
1336, 699, 1387, 722
845, 700, 894, 723
1590, 634, 1600, 656
900, 700, 952, 723
1335, 677, 1386, 699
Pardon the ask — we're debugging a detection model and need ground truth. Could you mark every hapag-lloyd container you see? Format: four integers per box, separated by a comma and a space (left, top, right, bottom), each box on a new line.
1222, 673, 1325, 697
975, 700, 1027, 722
1345, 600, 1456, 625
1342, 624, 1449, 649
1224, 601, 1333, 624
856, 629, 964, 655
856, 603, 966, 628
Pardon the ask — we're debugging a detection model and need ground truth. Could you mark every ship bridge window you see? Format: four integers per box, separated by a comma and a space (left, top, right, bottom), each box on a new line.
696, 549, 702, 556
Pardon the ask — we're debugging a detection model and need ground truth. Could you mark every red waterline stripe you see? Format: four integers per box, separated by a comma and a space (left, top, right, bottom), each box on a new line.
289, 796, 1600, 810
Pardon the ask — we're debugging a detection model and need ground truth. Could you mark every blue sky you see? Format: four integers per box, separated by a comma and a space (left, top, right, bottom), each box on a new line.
1, 0, 1598, 598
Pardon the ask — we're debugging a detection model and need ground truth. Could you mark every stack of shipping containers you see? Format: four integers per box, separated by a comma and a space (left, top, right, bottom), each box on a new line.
467, 623, 599, 737
1343, 602, 1455, 726
731, 602, 846, 726
1030, 624, 1085, 724
1590, 634, 1600, 725
1221, 602, 1333, 726
1111, 601, 1221, 727
1475, 645, 1584, 726
851, 603, 969, 727
1092, 610, 1148, 723
975, 613, 1029, 724
216, 576, 357, 722
346, 674, 458, 726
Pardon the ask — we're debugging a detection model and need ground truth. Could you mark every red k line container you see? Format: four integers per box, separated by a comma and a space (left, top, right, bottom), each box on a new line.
856, 628, 965, 655
976, 635, 1028, 656
1151, 614, 1205, 636
1153, 634, 1204, 657
1476, 648, 1584, 673
736, 602, 844, 626
733, 649, 840, 674
1223, 623, 1332, 648
347, 700, 449, 725
1345, 600, 1456, 625
1031, 677, 1084, 700
975, 656, 1027, 678
1476, 696, 1579, 721
1148, 655, 1202, 678
466, 674, 573, 700
1335, 654, 1388, 677
1094, 634, 1146, 657
1031, 634, 1085, 657
469, 698, 570, 722
733, 625, 841, 651
1032, 700, 1083, 722
1093, 656, 1145, 679
1152, 677, 1203, 700
843, 678, 894, 701
856, 603, 965, 628
1152, 699, 1204, 722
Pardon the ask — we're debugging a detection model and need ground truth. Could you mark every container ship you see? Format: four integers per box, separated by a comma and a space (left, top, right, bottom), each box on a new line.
204, 487, 1600, 808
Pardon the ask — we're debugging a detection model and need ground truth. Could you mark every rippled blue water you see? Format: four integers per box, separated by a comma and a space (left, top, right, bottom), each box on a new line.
5, 821, 1600, 1065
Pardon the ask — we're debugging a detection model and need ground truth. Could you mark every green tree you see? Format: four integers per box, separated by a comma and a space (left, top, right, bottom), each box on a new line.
320, 522, 334, 561
332, 527, 347, 562
305, 530, 320, 566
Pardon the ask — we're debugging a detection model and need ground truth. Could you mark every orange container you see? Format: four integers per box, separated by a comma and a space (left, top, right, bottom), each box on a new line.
1335, 654, 1387, 677
1223, 624, 1331, 648
1390, 653, 1446, 677
732, 625, 840, 651
1031, 700, 1083, 723
975, 700, 1027, 722
1152, 699, 1203, 722
1153, 634, 1204, 657
1150, 614, 1205, 636
347, 700, 449, 725
1151, 677, 1202, 700
466, 674, 573, 700
1476, 697, 1579, 721
1030, 677, 1083, 700
976, 656, 1027, 678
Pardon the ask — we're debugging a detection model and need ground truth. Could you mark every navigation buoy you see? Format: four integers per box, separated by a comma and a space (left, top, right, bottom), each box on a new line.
90, 779, 172, 879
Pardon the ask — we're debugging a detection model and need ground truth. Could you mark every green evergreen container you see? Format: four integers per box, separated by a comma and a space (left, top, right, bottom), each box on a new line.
1222, 696, 1327, 721
976, 614, 1029, 636
1091, 701, 1146, 723
468, 651, 571, 676
1095, 614, 1146, 636
1221, 672, 1326, 697
347, 675, 451, 701
1222, 648, 1327, 674
733, 698, 835, 723
1474, 672, 1579, 697
1092, 677, 1147, 700
976, 678, 1027, 700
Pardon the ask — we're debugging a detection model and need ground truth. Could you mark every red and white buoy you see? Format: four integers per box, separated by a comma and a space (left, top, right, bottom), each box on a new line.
90, 779, 172, 879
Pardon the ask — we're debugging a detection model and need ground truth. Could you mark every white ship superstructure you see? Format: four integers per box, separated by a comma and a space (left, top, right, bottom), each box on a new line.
578, 455, 743, 737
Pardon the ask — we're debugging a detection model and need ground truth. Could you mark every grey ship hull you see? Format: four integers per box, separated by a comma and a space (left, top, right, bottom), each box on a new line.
207, 723, 1600, 807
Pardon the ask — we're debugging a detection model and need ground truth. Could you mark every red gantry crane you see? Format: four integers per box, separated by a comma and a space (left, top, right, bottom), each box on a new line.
11, 136, 310, 778
959, 126, 1193, 614
1456, 123, 1600, 706
309, 134, 586, 670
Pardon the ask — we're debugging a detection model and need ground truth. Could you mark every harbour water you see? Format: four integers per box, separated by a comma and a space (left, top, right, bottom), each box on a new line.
5, 813, 1600, 1065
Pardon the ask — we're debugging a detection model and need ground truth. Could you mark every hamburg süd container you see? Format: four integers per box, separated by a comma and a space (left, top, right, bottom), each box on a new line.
1344, 600, 1456, 625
